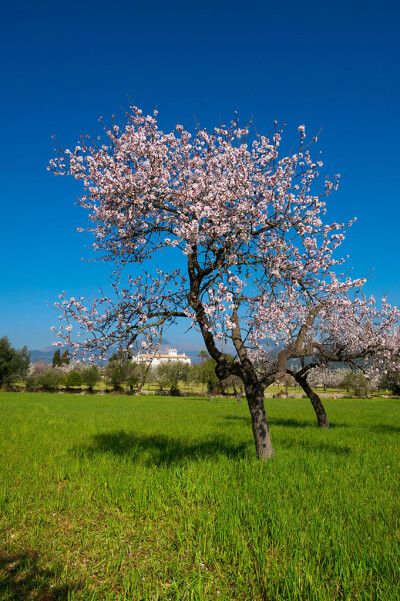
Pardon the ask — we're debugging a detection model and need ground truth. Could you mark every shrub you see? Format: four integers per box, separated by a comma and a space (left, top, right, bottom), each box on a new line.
25, 375, 41, 391
38, 369, 66, 391
65, 370, 83, 388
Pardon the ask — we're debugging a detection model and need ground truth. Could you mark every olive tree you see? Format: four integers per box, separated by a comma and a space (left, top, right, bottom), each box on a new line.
0, 337, 30, 388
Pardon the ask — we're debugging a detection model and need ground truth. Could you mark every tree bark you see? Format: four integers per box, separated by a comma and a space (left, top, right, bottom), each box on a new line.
245, 384, 274, 460
296, 375, 330, 429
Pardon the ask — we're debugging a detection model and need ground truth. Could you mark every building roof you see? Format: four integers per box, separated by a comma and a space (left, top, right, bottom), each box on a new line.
139, 353, 189, 359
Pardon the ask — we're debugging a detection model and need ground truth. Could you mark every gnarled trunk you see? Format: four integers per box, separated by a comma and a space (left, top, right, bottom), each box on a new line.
296, 375, 330, 429
245, 384, 274, 460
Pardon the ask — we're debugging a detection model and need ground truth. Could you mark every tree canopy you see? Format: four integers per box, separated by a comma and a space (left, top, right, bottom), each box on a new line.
0, 337, 30, 387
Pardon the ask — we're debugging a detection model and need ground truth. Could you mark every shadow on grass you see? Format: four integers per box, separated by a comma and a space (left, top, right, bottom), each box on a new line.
220, 415, 250, 423
0, 551, 78, 601
271, 418, 348, 429
369, 424, 400, 434
271, 417, 318, 428
279, 439, 351, 455
221, 415, 347, 429
76, 430, 250, 465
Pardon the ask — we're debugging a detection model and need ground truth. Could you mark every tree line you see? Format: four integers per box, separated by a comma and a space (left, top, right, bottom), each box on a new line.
0, 337, 397, 401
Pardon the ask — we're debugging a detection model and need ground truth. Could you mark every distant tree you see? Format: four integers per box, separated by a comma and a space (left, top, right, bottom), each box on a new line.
104, 363, 124, 391
217, 354, 244, 402
151, 365, 167, 391
65, 369, 83, 388
340, 371, 370, 398
136, 362, 154, 393
38, 368, 65, 391
125, 362, 140, 390
29, 361, 49, 376
0, 337, 30, 388
52, 349, 62, 368
221, 373, 244, 403
378, 370, 400, 395
104, 351, 130, 390
25, 375, 41, 392
186, 364, 198, 394
197, 350, 209, 363
309, 368, 347, 391
61, 349, 70, 366
156, 361, 190, 395
81, 365, 101, 392
281, 374, 295, 396
197, 358, 220, 402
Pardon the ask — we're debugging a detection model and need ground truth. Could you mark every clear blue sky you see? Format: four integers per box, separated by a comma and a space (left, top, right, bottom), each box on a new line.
1, 0, 399, 350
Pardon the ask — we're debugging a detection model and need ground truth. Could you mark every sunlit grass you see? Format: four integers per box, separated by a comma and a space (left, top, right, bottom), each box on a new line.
0, 392, 399, 600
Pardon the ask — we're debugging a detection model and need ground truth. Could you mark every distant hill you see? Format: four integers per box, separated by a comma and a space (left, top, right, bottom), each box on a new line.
29, 347, 56, 364
27, 338, 198, 365
28, 346, 118, 365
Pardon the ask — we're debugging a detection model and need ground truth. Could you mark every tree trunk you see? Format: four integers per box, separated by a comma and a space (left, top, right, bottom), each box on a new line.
232, 382, 241, 404
297, 375, 330, 429
245, 384, 274, 460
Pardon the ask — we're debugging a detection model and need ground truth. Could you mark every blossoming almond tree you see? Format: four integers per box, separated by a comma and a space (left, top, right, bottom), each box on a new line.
282, 295, 400, 427
50, 106, 377, 460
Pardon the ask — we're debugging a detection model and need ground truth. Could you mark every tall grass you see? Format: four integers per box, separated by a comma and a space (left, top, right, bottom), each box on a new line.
0, 392, 399, 600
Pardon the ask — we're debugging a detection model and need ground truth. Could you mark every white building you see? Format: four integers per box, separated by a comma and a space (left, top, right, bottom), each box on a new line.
133, 348, 191, 367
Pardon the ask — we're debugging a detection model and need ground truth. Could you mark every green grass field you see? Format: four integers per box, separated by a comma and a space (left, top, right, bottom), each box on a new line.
0, 393, 399, 600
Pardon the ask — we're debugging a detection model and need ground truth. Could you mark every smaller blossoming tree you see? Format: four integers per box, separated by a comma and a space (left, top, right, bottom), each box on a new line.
283, 295, 400, 427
